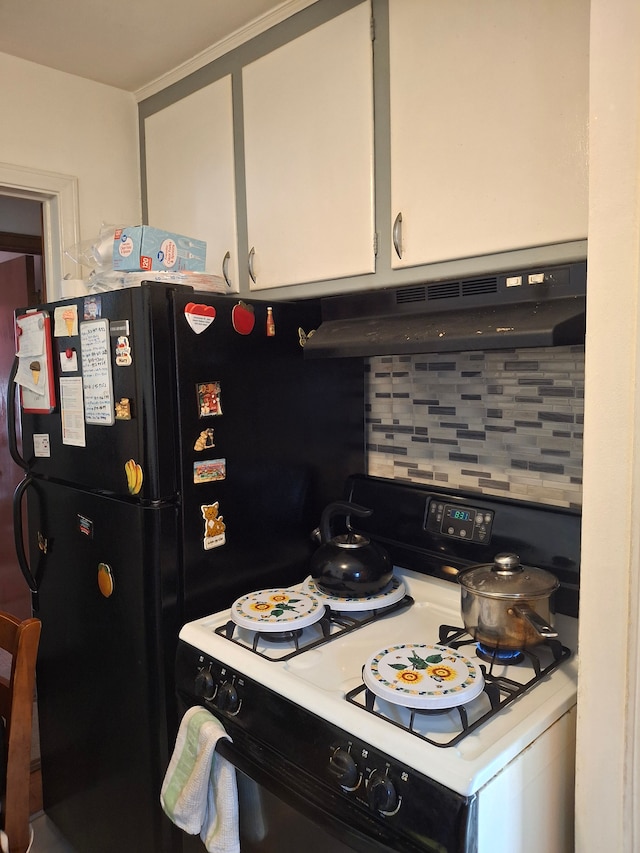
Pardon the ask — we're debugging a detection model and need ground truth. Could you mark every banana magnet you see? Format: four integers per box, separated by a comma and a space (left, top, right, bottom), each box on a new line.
125, 458, 144, 495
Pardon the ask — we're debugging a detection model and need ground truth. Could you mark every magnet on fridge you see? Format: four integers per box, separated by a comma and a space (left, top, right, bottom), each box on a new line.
184, 302, 216, 334
83, 296, 102, 320
197, 382, 222, 418
60, 348, 78, 373
77, 515, 93, 538
124, 458, 143, 495
15, 310, 56, 412
266, 306, 275, 337
201, 502, 226, 550
193, 458, 226, 484
231, 301, 255, 335
33, 434, 50, 458
54, 305, 78, 337
194, 428, 215, 451
97, 563, 114, 598
115, 398, 132, 420
29, 360, 42, 386
115, 336, 132, 367
298, 328, 316, 348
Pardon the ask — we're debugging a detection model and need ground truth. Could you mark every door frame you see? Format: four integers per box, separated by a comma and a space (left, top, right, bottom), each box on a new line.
0, 162, 79, 302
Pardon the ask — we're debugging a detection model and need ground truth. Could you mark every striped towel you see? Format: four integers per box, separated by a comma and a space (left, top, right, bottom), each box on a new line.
161, 706, 240, 853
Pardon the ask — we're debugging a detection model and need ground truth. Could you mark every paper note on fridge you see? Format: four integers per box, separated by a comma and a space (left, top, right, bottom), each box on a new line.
15, 358, 45, 395
15, 310, 56, 413
15, 313, 45, 394
15, 312, 45, 358
54, 304, 79, 337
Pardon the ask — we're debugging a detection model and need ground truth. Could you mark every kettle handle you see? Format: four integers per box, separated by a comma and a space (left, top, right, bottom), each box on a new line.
320, 502, 373, 544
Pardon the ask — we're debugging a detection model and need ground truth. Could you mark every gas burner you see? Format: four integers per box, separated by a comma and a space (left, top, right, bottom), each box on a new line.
362, 643, 485, 710
215, 583, 414, 661
230, 588, 325, 633
475, 643, 524, 665
345, 622, 573, 747
303, 575, 407, 612
349, 668, 502, 747
438, 624, 570, 678
258, 629, 304, 644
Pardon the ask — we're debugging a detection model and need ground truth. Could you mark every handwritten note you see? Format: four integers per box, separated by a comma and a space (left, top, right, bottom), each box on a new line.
80, 319, 115, 426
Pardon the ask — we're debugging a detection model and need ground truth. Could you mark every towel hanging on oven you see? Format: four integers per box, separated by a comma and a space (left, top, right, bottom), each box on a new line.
161, 706, 240, 853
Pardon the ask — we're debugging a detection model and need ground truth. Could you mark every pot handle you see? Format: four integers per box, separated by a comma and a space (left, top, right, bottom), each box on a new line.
512, 603, 558, 639
319, 501, 372, 544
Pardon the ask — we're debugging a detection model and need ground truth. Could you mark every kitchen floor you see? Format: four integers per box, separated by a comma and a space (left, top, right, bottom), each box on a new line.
30, 812, 76, 852
29, 769, 76, 852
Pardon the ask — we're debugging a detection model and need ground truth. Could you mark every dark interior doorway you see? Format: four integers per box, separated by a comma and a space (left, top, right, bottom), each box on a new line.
0, 208, 45, 619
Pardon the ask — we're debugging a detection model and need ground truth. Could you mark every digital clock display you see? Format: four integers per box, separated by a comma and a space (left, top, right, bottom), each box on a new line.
446, 507, 472, 522
426, 500, 492, 543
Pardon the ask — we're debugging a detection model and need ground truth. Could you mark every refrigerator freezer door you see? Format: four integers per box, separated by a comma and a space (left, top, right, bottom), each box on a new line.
28, 478, 181, 853
16, 284, 180, 501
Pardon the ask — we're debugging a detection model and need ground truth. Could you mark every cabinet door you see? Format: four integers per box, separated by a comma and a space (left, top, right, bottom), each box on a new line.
389, 0, 589, 269
242, 1, 375, 290
145, 76, 239, 290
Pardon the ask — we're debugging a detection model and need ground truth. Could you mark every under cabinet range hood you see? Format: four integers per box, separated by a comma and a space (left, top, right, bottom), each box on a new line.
303, 261, 586, 358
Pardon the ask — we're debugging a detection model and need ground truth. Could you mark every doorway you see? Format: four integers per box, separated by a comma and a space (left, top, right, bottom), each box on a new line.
0, 202, 45, 619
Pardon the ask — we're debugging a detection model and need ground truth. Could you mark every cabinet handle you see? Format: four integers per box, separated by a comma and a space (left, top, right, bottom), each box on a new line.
393, 212, 403, 259
248, 247, 257, 284
222, 251, 231, 288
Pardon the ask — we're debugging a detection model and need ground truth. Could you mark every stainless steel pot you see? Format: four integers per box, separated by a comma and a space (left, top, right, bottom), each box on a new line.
458, 552, 559, 649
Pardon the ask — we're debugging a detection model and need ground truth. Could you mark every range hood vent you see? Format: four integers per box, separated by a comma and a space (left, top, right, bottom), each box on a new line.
304, 262, 586, 359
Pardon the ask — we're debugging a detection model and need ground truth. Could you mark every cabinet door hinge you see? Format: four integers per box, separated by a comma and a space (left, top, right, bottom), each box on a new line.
373, 231, 379, 256
370, 14, 375, 42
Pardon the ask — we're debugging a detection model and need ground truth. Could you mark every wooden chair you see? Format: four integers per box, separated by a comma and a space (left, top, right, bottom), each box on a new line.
0, 614, 41, 853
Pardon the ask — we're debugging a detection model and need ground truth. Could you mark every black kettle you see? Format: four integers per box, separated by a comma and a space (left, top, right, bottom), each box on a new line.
310, 501, 392, 597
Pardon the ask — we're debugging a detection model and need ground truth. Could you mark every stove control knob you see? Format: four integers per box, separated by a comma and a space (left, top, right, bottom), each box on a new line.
194, 668, 216, 701
367, 769, 400, 815
328, 747, 360, 791
217, 681, 241, 715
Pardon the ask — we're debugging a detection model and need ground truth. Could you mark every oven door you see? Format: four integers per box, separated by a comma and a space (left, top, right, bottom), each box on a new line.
180, 734, 429, 853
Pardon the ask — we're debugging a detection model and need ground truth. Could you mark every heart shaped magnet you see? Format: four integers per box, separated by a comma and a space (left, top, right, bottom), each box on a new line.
184, 302, 216, 334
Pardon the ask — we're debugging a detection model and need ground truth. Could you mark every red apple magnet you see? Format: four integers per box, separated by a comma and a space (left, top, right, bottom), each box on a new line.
184, 302, 216, 334
231, 301, 255, 335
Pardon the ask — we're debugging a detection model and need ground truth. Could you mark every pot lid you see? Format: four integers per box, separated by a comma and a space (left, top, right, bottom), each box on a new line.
458, 552, 559, 599
231, 588, 324, 632
363, 643, 485, 710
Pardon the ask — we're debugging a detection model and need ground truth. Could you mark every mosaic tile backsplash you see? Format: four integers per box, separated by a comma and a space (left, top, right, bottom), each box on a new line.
366, 346, 584, 508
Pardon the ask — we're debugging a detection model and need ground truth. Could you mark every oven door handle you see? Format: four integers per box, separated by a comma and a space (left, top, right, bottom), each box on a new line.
214, 736, 426, 853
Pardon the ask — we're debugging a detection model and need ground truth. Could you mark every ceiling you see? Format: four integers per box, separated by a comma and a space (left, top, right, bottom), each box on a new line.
0, 0, 313, 94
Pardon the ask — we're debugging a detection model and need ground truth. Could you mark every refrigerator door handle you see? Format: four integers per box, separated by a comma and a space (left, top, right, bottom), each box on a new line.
13, 475, 39, 600
7, 356, 28, 471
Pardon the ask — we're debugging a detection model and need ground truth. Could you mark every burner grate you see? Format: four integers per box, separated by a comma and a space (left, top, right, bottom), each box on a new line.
438, 624, 569, 678
214, 595, 414, 662
345, 624, 571, 747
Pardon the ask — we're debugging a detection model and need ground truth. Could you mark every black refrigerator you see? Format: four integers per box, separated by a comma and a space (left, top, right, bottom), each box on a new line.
9, 282, 364, 852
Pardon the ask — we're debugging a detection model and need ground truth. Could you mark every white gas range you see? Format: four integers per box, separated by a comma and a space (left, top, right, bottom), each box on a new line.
175, 476, 580, 853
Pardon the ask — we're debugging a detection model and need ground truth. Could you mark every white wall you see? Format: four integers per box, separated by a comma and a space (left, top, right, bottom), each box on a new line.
577, 0, 640, 849
0, 195, 41, 235
0, 52, 141, 245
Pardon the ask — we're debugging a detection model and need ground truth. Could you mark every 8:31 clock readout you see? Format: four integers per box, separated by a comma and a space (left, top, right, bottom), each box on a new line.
446, 507, 472, 522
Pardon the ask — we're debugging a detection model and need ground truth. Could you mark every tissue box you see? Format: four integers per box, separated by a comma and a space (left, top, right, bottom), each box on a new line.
113, 227, 206, 272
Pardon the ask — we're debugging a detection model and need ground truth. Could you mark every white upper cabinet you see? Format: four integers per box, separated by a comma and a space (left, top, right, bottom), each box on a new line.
144, 75, 239, 290
388, 0, 589, 269
242, 1, 375, 290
